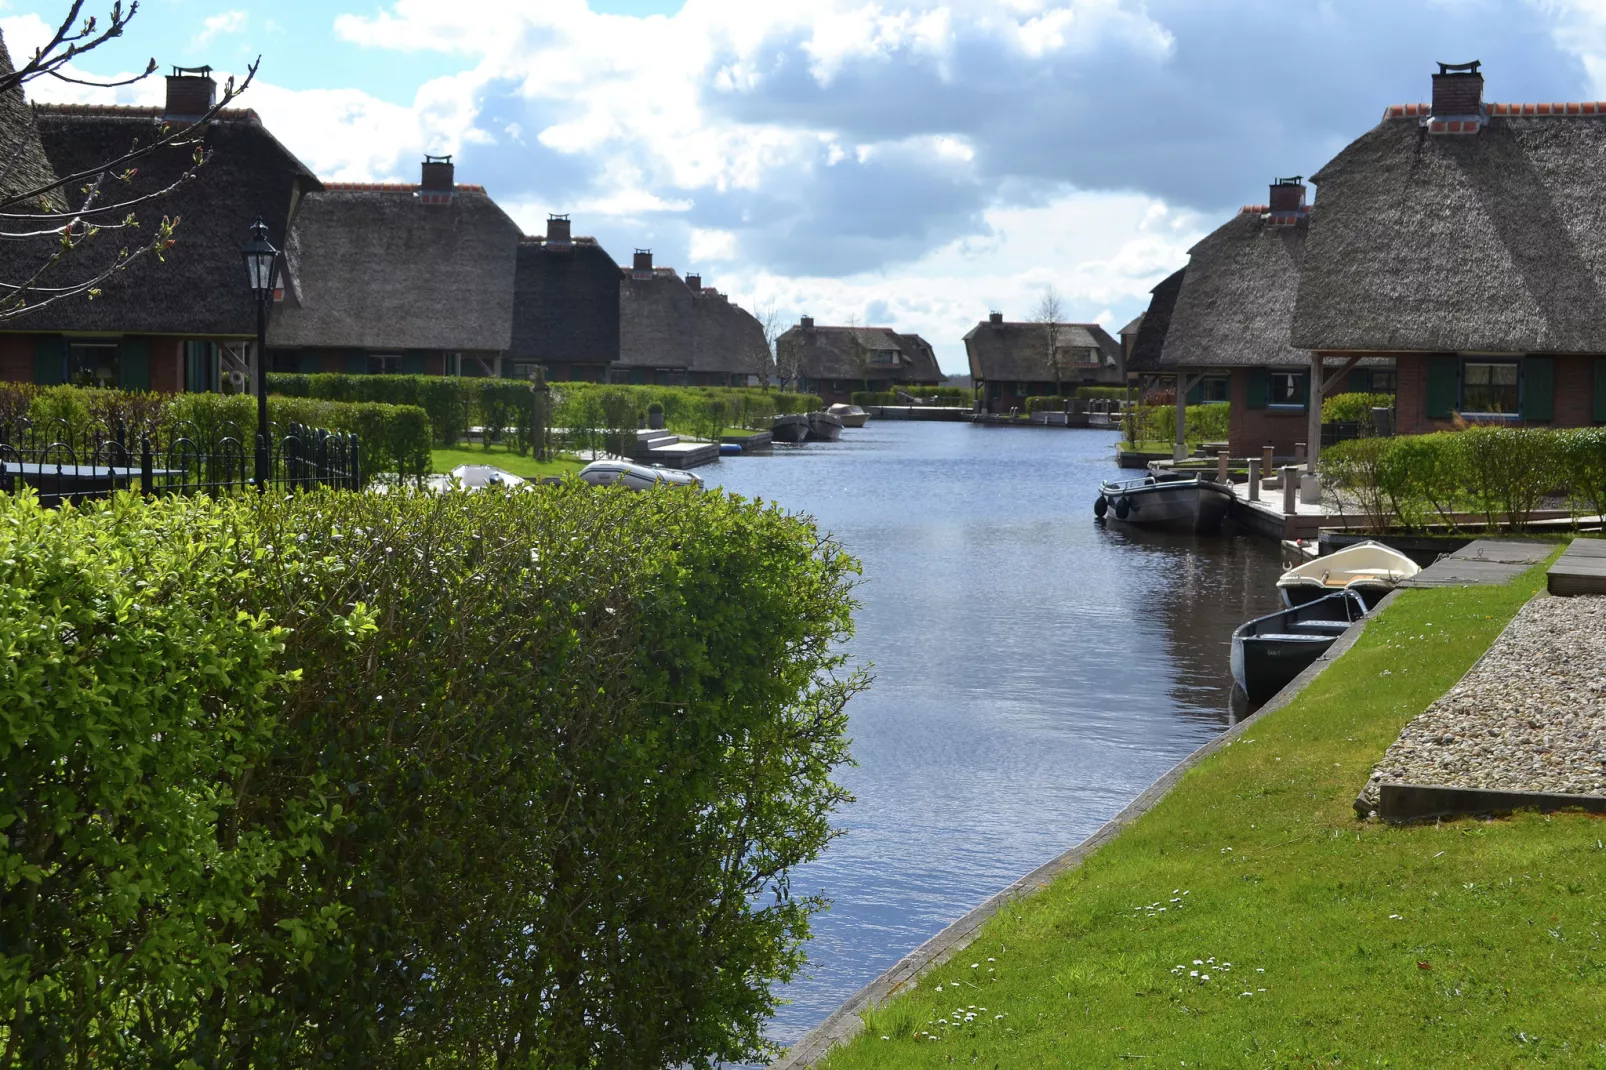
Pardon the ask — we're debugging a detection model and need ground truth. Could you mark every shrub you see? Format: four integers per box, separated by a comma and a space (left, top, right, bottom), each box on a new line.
266, 374, 533, 450
0, 486, 862, 1067
1136, 402, 1230, 446
1025, 395, 1065, 415
1558, 426, 1606, 524
1075, 386, 1126, 401
1321, 391, 1394, 424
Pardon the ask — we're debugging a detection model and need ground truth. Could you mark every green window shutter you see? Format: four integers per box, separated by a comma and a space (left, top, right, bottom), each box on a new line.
118, 337, 150, 391
401, 353, 426, 375
1521, 356, 1554, 422
1347, 368, 1370, 393
32, 335, 64, 385
1425, 356, 1459, 419
1246, 368, 1268, 409
1297, 372, 1310, 410
346, 350, 367, 374
1595, 359, 1606, 423
1185, 377, 1203, 404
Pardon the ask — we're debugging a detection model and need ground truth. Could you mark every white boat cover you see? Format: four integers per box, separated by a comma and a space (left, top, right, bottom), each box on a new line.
1277, 540, 1419, 591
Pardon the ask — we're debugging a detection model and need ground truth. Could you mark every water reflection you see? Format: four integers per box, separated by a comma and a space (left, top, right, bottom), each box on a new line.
709, 423, 1285, 1053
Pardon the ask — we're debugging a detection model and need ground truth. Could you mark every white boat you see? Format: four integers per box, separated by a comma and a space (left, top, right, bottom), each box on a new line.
827, 403, 869, 428
449, 464, 527, 490
1277, 540, 1420, 609
805, 411, 844, 442
1095, 473, 1232, 533
578, 460, 703, 491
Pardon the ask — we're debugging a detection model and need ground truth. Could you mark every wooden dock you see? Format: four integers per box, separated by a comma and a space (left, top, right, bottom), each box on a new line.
1547, 538, 1606, 595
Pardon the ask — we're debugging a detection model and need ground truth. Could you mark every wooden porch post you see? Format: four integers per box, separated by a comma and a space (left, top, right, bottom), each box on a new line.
1307, 350, 1324, 502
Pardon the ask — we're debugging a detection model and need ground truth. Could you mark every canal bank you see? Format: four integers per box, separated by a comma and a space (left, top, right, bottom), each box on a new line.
798, 553, 1606, 1068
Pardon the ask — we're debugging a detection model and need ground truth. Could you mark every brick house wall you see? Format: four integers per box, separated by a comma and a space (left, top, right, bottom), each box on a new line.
0, 334, 31, 384
1394, 352, 1602, 433
1226, 367, 1312, 459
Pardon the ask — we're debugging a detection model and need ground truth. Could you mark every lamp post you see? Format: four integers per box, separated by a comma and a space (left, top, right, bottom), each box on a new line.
241, 215, 280, 491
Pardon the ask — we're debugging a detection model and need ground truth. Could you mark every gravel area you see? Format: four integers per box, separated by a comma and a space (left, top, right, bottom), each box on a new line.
1356, 594, 1606, 815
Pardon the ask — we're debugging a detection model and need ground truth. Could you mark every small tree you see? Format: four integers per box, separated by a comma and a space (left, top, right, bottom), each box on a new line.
775, 322, 807, 392
1034, 285, 1066, 397
754, 298, 781, 389
0, 3, 258, 318
844, 313, 876, 395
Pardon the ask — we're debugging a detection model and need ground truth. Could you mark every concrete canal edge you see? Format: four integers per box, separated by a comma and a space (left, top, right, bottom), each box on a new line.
769, 592, 1401, 1069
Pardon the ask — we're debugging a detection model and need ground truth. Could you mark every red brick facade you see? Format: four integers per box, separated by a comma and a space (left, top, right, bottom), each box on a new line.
1226, 368, 1312, 459
1393, 352, 1602, 434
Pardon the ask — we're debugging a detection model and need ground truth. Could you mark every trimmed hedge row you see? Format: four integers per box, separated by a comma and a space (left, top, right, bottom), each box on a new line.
1074, 386, 1127, 401
1128, 402, 1231, 446
266, 373, 541, 450
1321, 391, 1394, 424
0, 485, 862, 1067
0, 383, 432, 484
1322, 426, 1606, 532
551, 383, 822, 446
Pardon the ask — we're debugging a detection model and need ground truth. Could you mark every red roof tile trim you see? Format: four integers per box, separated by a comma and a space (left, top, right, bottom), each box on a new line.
1385, 101, 1606, 119
1240, 204, 1269, 214
321, 182, 487, 192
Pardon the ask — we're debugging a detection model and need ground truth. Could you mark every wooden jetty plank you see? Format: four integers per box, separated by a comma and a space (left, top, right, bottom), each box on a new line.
1546, 538, 1606, 595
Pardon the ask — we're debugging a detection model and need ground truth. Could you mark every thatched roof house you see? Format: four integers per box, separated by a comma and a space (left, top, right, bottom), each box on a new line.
1125, 269, 1184, 378
508, 215, 620, 382
963, 313, 1120, 412
776, 318, 944, 404
617, 250, 694, 383
686, 276, 769, 386
1293, 61, 1606, 435
0, 35, 60, 209
0, 67, 320, 391
269, 157, 520, 377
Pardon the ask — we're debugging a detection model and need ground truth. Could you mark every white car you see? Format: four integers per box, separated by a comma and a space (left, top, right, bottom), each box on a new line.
578, 460, 703, 491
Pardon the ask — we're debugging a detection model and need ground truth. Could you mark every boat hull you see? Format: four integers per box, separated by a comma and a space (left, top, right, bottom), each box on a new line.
771, 414, 810, 443
806, 412, 844, 442
1280, 580, 1393, 611
1231, 589, 1367, 705
827, 404, 869, 428
1097, 477, 1232, 533
1275, 540, 1420, 611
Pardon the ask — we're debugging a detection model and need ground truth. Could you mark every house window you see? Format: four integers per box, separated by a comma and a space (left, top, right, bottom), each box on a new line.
1015, 382, 1031, 396
1461, 360, 1519, 415
872, 350, 899, 365
68, 343, 118, 387
1198, 376, 1229, 403
368, 354, 401, 375
1268, 371, 1307, 409
1368, 370, 1396, 393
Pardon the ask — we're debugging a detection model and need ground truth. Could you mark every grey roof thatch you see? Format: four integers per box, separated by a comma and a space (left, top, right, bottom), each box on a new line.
689, 289, 768, 378
15, 103, 318, 335
509, 235, 619, 364
618, 267, 693, 369
270, 184, 520, 352
1126, 268, 1184, 374
1160, 209, 1310, 368
0, 34, 60, 209
962, 318, 1121, 381
1292, 107, 1606, 353
778, 323, 945, 385
1118, 313, 1144, 338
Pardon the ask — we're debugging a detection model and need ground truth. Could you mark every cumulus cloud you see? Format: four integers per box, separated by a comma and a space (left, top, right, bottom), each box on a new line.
194, 10, 247, 49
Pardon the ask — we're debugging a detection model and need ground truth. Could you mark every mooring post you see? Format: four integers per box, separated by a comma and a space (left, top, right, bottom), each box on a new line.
1294, 441, 1306, 465
1261, 445, 1275, 476
1282, 465, 1298, 515
1247, 458, 1261, 502
1217, 450, 1229, 484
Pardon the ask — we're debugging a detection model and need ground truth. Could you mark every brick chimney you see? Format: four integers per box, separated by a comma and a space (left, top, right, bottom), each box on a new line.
1267, 176, 1307, 225
164, 65, 216, 119
632, 249, 653, 279
685, 274, 701, 293
989, 311, 1004, 325
1429, 61, 1485, 135
421, 155, 455, 191
801, 316, 815, 331
546, 214, 571, 246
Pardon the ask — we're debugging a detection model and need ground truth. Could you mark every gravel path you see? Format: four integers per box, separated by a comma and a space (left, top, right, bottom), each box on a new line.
1356, 594, 1606, 815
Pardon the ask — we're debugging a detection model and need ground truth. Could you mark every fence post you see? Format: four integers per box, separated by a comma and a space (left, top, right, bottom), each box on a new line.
140, 435, 154, 499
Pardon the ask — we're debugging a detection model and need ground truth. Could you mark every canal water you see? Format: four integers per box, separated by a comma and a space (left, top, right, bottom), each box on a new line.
709, 421, 1285, 1054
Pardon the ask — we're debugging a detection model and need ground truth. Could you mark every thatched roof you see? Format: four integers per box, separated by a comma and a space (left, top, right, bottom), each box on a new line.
778, 323, 945, 384
689, 289, 768, 377
1126, 268, 1184, 374
509, 235, 619, 364
270, 184, 520, 352
1293, 107, 1606, 353
962, 318, 1121, 381
1160, 208, 1310, 368
0, 34, 60, 209
16, 103, 318, 335
1118, 312, 1144, 338
618, 267, 693, 369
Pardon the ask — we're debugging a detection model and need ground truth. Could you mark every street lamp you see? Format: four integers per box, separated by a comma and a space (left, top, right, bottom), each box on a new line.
241, 215, 279, 490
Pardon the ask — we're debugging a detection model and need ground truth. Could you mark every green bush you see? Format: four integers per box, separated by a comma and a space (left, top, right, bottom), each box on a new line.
0, 485, 862, 1066
1135, 402, 1231, 446
547, 382, 820, 441
1025, 395, 1065, 415
1074, 386, 1126, 401
266, 374, 542, 450
1321, 391, 1394, 424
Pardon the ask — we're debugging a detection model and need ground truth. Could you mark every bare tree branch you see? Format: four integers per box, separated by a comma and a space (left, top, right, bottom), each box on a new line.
1033, 285, 1065, 397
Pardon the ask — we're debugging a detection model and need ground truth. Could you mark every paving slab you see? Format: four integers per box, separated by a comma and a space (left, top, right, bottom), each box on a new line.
1401, 538, 1552, 587
1548, 538, 1606, 596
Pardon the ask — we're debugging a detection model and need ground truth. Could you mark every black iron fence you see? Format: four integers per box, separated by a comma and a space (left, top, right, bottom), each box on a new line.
0, 417, 361, 508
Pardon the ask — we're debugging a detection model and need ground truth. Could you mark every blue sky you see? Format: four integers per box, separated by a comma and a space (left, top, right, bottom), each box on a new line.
6, 0, 1606, 372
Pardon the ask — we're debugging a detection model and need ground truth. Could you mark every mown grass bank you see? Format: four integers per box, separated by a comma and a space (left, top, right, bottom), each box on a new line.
430, 445, 584, 480
820, 552, 1606, 1068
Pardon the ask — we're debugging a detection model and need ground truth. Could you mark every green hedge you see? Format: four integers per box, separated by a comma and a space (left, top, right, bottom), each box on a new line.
1130, 402, 1231, 446
1074, 386, 1127, 401
0, 484, 862, 1066
267, 373, 541, 450
549, 382, 821, 447
1321, 426, 1592, 532
1321, 391, 1394, 424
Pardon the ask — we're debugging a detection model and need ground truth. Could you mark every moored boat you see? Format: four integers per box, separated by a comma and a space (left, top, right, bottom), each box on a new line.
827, 403, 870, 428
1230, 589, 1367, 705
1276, 540, 1420, 609
578, 460, 703, 491
805, 411, 844, 442
1095, 474, 1232, 533
771, 413, 810, 444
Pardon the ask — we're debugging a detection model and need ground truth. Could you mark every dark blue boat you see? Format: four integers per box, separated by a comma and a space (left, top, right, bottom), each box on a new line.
1230, 589, 1367, 705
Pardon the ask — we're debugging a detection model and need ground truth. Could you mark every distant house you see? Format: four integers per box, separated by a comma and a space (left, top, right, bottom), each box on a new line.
776, 318, 945, 405
616, 250, 693, 385
508, 215, 620, 383
267, 156, 521, 377
0, 66, 321, 392
685, 275, 769, 388
963, 314, 1121, 413
1292, 61, 1606, 439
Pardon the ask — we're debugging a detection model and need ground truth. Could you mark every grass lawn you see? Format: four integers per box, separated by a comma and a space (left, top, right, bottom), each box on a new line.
722, 426, 764, 438
430, 445, 585, 480
821, 552, 1606, 1068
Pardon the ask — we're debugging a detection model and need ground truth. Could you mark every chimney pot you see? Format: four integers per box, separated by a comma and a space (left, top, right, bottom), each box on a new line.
546, 213, 571, 244
632, 249, 653, 277
686, 274, 701, 292
989, 311, 1004, 324
1431, 60, 1485, 120
801, 316, 815, 331
1267, 176, 1307, 222
164, 65, 216, 119
421, 154, 455, 192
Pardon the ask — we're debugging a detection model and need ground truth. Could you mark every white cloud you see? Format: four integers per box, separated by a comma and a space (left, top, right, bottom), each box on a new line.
689, 227, 738, 262
194, 10, 247, 49
1533, 0, 1606, 97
